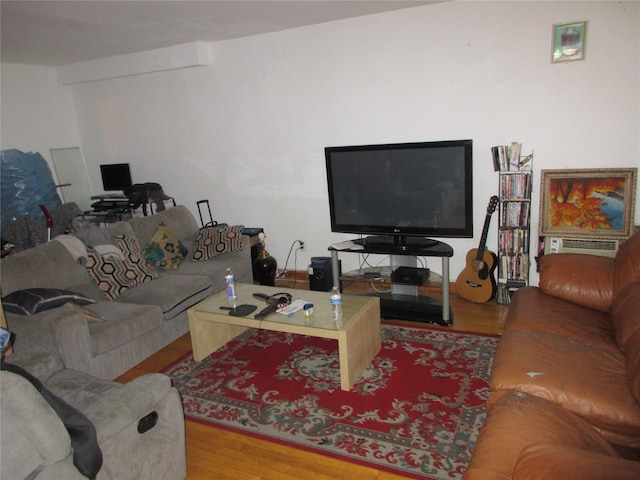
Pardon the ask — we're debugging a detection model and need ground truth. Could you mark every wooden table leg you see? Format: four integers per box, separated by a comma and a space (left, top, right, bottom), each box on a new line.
338, 301, 381, 391
188, 310, 247, 361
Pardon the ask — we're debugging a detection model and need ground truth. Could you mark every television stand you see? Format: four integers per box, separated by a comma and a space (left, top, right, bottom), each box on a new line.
329, 237, 453, 326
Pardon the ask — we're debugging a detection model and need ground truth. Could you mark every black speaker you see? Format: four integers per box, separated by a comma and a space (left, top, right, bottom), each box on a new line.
308, 256, 341, 292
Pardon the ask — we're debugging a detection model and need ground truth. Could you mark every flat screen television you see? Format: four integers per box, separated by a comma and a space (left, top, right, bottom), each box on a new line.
100, 163, 132, 191
325, 139, 473, 248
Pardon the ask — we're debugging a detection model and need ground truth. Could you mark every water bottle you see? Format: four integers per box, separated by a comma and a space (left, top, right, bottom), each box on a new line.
224, 268, 236, 308
330, 287, 343, 322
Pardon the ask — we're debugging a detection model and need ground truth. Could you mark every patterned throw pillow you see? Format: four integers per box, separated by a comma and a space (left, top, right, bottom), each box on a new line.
142, 224, 188, 270
2, 288, 95, 315
85, 234, 159, 300
192, 225, 245, 261
114, 234, 161, 280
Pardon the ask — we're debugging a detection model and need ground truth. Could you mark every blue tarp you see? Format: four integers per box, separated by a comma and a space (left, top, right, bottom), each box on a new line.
1, 149, 61, 234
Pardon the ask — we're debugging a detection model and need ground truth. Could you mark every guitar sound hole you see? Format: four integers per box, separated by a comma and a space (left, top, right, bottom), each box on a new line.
478, 266, 488, 280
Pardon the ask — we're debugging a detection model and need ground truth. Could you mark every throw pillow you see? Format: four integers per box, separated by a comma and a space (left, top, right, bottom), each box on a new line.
114, 234, 161, 282
85, 248, 138, 300
2, 288, 96, 316
85, 235, 159, 300
192, 225, 244, 261
142, 224, 188, 270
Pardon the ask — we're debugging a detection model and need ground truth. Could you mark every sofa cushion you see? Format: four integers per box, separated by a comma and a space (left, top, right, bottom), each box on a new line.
538, 253, 614, 312
114, 274, 212, 320
512, 443, 640, 480
466, 390, 623, 480
70, 220, 117, 248
611, 283, 640, 350
142, 224, 188, 270
191, 225, 244, 261
127, 205, 199, 247
624, 329, 640, 403
2, 348, 66, 383
167, 245, 249, 286
86, 302, 164, 356
104, 219, 138, 241
613, 231, 640, 299
0, 241, 92, 296
504, 287, 615, 350
490, 329, 640, 447
2, 288, 95, 315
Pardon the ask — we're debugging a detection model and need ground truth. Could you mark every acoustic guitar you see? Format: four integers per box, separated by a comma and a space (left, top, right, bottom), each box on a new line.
456, 196, 499, 303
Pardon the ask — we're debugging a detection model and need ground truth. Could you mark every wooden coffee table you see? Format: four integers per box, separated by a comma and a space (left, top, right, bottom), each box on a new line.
187, 283, 381, 391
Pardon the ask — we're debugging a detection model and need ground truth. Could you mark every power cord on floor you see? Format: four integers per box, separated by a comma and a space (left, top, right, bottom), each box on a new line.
278, 239, 304, 287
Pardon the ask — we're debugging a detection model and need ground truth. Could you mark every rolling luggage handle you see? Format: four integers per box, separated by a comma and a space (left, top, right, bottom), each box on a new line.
196, 199, 218, 228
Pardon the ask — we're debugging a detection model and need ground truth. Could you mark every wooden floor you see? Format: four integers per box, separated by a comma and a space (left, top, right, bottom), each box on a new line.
116, 274, 509, 480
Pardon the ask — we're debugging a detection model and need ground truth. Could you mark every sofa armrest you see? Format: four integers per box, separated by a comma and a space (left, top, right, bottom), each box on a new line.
7, 303, 95, 372
538, 253, 614, 312
92, 373, 174, 441
49, 370, 174, 443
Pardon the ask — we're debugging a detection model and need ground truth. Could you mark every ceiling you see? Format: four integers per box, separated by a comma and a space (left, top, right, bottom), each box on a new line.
1, 0, 436, 67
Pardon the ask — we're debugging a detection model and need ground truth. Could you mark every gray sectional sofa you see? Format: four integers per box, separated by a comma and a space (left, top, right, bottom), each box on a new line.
1, 205, 253, 380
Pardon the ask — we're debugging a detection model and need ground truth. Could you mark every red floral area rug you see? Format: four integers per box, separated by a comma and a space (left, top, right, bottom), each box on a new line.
162, 325, 498, 479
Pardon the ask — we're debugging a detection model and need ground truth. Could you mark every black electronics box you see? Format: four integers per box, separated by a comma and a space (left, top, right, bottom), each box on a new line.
308, 256, 341, 292
390, 266, 430, 286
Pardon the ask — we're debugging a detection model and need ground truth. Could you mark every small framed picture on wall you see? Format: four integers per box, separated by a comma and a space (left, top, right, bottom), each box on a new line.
552, 21, 587, 63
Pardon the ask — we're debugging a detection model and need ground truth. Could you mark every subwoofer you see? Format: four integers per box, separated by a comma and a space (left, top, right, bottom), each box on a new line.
308, 256, 340, 292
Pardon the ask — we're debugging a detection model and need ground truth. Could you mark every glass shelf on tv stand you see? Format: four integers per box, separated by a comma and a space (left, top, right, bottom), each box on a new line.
328, 238, 453, 327
340, 266, 443, 289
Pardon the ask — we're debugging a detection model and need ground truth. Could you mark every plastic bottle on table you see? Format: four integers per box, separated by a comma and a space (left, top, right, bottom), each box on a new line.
330, 287, 343, 322
224, 268, 236, 308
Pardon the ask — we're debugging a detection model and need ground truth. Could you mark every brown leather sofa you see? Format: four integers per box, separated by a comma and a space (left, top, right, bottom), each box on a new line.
466, 230, 640, 479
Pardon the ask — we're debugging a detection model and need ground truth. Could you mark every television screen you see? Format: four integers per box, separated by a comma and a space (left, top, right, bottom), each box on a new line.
325, 139, 473, 243
100, 163, 132, 191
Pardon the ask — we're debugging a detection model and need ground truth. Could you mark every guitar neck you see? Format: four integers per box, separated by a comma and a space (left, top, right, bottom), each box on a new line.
474, 196, 498, 262
476, 215, 492, 261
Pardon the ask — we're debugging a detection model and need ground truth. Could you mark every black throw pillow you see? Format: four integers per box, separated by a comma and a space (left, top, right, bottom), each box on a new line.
2, 288, 95, 316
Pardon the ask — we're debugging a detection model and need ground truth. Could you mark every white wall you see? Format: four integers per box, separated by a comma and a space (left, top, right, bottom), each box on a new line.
0, 63, 82, 176
3, 1, 639, 286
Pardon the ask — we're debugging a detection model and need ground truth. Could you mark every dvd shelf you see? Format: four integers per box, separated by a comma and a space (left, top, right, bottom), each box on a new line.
493, 143, 533, 305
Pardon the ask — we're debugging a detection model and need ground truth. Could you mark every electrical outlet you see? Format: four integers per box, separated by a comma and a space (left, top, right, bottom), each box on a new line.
298, 240, 305, 250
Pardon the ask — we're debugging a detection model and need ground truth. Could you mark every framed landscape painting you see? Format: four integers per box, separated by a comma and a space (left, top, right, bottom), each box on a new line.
540, 168, 637, 239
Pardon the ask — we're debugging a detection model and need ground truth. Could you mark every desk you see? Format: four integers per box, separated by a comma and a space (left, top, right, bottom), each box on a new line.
81, 209, 132, 225
82, 194, 132, 224
329, 236, 453, 326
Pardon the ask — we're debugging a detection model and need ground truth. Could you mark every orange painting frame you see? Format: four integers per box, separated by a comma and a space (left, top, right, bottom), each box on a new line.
540, 168, 637, 239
